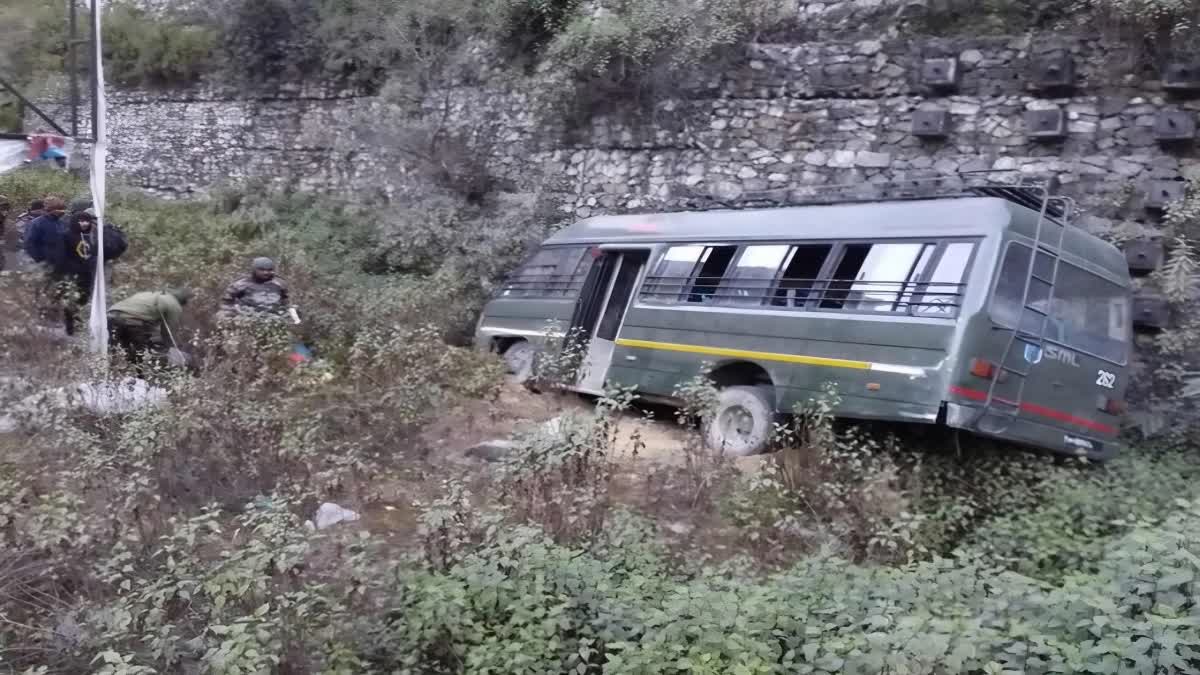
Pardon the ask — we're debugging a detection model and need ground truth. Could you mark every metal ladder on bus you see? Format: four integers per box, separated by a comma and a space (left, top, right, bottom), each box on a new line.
974, 187, 1077, 434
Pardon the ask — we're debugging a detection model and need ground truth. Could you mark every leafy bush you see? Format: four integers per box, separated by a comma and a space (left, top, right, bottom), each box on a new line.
0, 169, 511, 670
487, 0, 585, 63
2, 0, 218, 91
546, 0, 783, 81
0, 102, 21, 133
215, 0, 453, 89
0, 0, 67, 88
371, 499, 1200, 674
531, 0, 787, 122
960, 450, 1200, 580
215, 0, 324, 84
496, 388, 638, 543
1068, 0, 1200, 54
1082, 0, 1200, 33
1113, 178, 1200, 446
102, 5, 219, 87
910, 0, 1076, 35
719, 384, 919, 564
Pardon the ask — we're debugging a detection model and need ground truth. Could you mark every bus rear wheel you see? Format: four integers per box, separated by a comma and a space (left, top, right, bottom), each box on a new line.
705, 386, 775, 457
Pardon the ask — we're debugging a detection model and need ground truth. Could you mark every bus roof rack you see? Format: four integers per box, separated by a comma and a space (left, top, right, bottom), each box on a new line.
675, 169, 1068, 220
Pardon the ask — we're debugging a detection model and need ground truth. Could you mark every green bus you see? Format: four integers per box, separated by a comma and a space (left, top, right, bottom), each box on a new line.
476, 183, 1133, 460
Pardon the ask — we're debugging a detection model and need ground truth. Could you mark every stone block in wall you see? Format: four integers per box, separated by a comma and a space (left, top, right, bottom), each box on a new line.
1123, 238, 1164, 274
920, 57, 959, 92
1133, 293, 1170, 331
1028, 50, 1076, 92
912, 109, 950, 137
1143, 179, 1188, 211
1163, 60, 1200, 94
1024, 108, 1067, 140
1155, 110, 1196, 143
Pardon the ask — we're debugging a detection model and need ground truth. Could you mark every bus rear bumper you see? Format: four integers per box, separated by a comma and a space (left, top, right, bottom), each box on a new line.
944, 402, 1121, 462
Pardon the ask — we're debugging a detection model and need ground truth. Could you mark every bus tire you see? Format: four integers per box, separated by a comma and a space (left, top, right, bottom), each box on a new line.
705, 385, 775, 457
502, 340, 535, 383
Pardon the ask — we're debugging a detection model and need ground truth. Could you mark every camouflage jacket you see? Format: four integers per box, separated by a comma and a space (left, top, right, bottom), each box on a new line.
221, 276, 289, 314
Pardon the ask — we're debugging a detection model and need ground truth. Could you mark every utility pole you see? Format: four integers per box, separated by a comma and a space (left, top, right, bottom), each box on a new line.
90, 0, 99, 142
69, 0, 79, 137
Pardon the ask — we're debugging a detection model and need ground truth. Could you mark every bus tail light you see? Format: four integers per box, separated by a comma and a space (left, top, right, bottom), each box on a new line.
970, 358, 996, 379
1100, 397, 1126, 415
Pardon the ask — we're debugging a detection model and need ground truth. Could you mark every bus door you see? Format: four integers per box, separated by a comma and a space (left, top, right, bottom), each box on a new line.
569, 249, 650, 394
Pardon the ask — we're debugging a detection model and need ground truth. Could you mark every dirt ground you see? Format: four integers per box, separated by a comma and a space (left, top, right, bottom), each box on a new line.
0, 376, 758, 552
361, 380, 762, 552
420, 381, 695, 465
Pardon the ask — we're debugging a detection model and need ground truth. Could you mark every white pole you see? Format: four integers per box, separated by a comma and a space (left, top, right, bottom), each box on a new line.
87, 0, 109, 356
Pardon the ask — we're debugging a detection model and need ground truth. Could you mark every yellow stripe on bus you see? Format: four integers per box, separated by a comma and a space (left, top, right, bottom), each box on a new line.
614, 338, 872, 371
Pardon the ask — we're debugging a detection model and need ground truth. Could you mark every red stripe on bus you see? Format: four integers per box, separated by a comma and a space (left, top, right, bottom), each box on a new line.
949, 385, 1117, 436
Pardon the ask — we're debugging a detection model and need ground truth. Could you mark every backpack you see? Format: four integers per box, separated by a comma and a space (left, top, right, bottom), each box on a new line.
102, 223, 129, 260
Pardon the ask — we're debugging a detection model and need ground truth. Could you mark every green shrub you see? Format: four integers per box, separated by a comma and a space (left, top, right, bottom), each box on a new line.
216, 0, 438, 89
1074, 0, 1200, 51
371, 500, 1200, 674
102, 5, 218, 87
8, 169, 1200, 674
1117, 178, 1200, 447
487, 0, 585, 63
0, 0, 68, 89
532, 0, 787, 117
1083, 0, 1200, 29
0, 101, 21, 133
960, 450, 1200, 581
495, 388, 637, 544
546, 0, 781, 78
216, 0, 324, 84
0, 169, 511, 671
910, 0, 1076, 35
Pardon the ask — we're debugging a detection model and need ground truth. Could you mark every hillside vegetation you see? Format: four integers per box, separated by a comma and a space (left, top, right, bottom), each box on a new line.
2, 168, 1200, 673
6, 0, 1200, 131
4, 0, 1200, 672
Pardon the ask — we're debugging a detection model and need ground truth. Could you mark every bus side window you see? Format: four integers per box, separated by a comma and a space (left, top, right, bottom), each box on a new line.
567, 250, 596, 296
771, 245, 832, 308
824, 243, 929, 311
719, 245, 791, 306
820, 244, 873, 309
911, 242, 974, 316
687, 246, 738, 303
503, 247, 586, 298
643, 245, 707, 302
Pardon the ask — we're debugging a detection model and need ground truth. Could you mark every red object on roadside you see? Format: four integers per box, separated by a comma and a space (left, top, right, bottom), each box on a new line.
26, 133, 66, 160
289, 342, 313, 366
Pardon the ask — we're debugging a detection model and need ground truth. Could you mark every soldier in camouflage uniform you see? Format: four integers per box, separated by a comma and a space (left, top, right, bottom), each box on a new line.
220, 257, 289, 318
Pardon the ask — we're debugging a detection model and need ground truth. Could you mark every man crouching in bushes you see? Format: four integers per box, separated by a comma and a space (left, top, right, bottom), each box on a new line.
107, 287, 194, 375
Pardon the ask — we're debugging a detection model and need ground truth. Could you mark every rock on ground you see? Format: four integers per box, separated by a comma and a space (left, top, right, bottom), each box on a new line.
313, 502, 361, 530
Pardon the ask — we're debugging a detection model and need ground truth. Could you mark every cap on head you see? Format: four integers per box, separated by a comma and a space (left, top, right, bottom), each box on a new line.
169, 287, 194, 305
29, 199, 45, 211
77, 207, 97, 222
252, 257, 275, 271
68, 197, 93, 214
